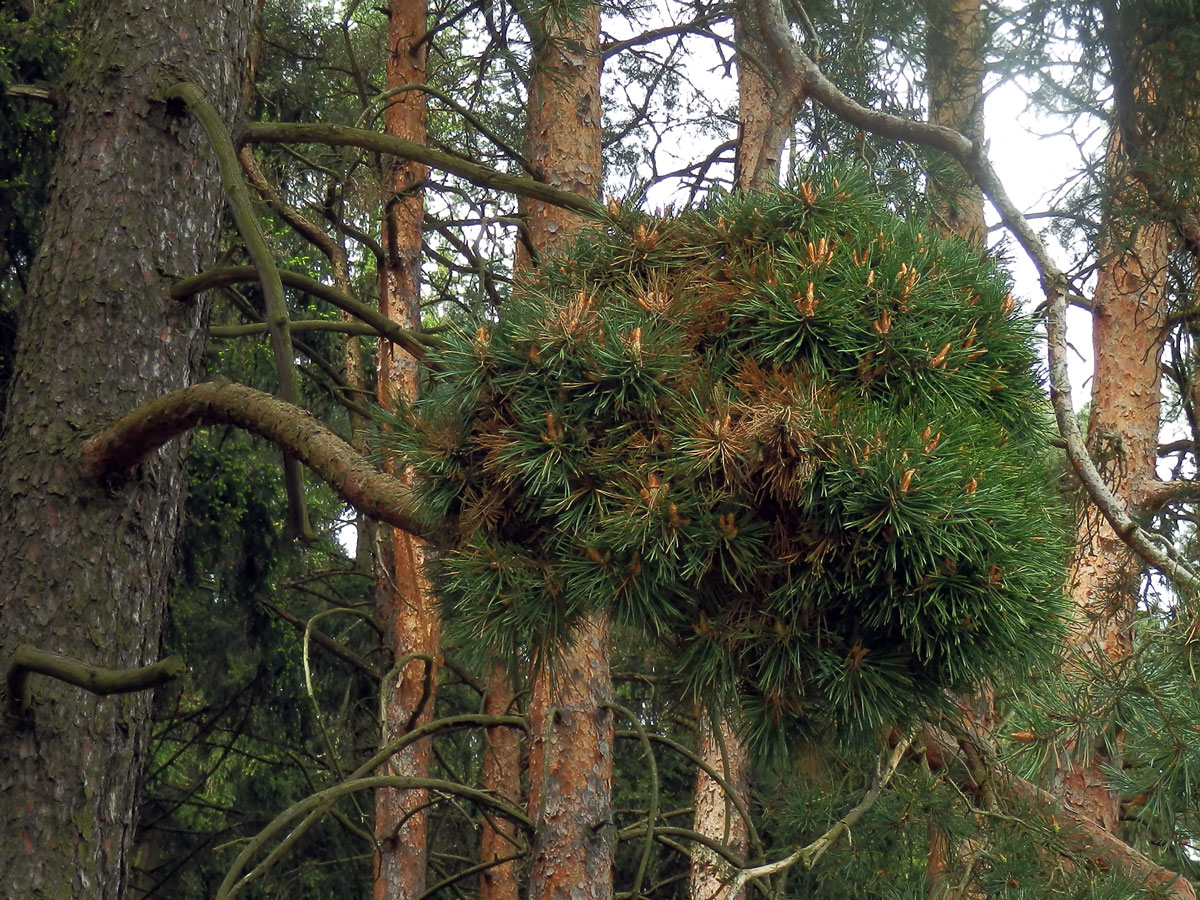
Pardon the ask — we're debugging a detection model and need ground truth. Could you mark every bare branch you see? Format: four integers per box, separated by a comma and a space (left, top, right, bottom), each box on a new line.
80, 381, 437, 541
6, 645, 184, 724
242, 121, 608, 222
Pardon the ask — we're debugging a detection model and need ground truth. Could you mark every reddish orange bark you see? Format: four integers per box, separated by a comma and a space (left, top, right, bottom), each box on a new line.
527, 615, 615, 900
478, 665, 521, 900
1056, 165, 1168, 832
519, 9, 613, 899
374, 1, 438, 898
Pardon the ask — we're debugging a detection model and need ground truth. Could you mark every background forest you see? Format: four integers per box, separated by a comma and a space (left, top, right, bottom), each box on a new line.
4, 0, 1200, 898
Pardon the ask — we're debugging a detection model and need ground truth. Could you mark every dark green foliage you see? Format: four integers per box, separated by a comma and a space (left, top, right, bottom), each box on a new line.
386, 170, 1069, 744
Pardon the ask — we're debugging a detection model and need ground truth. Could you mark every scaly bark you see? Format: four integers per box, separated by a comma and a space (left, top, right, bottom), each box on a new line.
1056, 140, 1169, 833
478, 664, 522, 900
0, 0, 253, 895
527, 615, 614, 900
519, 7, 613, 899
690, 713, 752, 900
733, 3, 802, 192
374, 1, 438, 897
923, 0, 986, 244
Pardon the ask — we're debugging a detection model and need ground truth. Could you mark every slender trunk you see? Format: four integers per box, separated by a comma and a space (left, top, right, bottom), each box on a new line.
478, 664, 522, 900
690, 712, 751, 900
520, 7, 613, 899
374, 1, 437, 898
0, 1, 252, 895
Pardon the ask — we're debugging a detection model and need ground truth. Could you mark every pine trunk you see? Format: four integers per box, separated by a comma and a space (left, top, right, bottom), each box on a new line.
478, 665, 522, 900
521, 8, 612, 898
922, 3, 988, 893
1057, 142, 1168, 832
0, 0, 252, 895
374, 1, 438, 898
733, 5, 801, 192
924, 0, 986, 244
690, 713, 751, 900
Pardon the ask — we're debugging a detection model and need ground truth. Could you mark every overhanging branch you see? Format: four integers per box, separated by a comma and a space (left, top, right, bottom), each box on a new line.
241, 121, 609, 222
80, 381, 437, 541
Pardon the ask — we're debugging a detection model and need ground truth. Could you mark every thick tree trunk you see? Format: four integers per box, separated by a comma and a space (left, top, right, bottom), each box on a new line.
527, 615, 614, 900
520, 8, 613, 898
733, 5, 802, 192
0, 1, 252, 896
374, 1, 438, 898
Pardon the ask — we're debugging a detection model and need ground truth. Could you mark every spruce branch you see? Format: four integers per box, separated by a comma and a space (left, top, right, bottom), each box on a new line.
750, 0, 1200, 595
79, 380, 436, 540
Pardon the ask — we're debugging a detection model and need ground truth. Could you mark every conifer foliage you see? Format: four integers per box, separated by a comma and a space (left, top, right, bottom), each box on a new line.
387, 171, 1068, 742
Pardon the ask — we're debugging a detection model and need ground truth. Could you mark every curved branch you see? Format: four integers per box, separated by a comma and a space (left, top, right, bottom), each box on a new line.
241, 121, 609, 222
926, 725, 1195, 899
79, 381, 437, 541
174, 264, 445, 368
751, 0, 1200, 594
6, 645, 184, 724
164, 81, 311, 538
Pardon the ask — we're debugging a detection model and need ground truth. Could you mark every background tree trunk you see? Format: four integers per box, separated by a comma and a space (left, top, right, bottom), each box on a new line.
0, 0, 252, 896
690, 713, 751, 900
374, 1, 438, 897
924, 0, 986, 244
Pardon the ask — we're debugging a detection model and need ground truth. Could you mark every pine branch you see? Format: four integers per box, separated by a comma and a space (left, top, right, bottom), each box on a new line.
241, 121, 609, 222
925, 725, 1196, 899
750, 0, 1200, 595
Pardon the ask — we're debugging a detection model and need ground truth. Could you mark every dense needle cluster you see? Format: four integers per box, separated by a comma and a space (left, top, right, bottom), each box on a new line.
386, 171, 1067, 739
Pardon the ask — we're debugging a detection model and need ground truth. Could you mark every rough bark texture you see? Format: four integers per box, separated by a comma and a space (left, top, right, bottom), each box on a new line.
690, 713, 751, 900
527, 615, 615, 900
0, 1, 252, 896
374, 2, 438, 899
518, 8, 613, 899
924, 0, 986, 244
523, 6, 604, 255
733, 6, 802, 192
478, 665, 522, 900
1056, 144, 1169, 833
